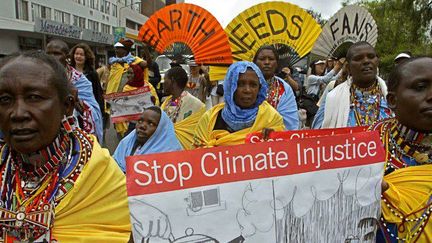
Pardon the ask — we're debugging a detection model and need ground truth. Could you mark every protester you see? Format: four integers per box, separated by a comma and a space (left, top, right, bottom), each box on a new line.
253, 45, 299, 130
97, 63, 110, 92
0, 51, 130, 242
161, 66, 205, 149
279, 66, 300, 92
193, 61, 284, 147
325, 57, 336, 74
371, 57, 432, 242
306, 59, 342, 102
46, 39, 103, 142
141, 46, 161, 97
393, 51, 411, 65
106, 38, 159, 137
70, 43, 107, 131
70, 43, 104, 119
315, 41, 393, 128
185, 60, 207, 102
114, 106, 182, 173
311, 62, 349, 128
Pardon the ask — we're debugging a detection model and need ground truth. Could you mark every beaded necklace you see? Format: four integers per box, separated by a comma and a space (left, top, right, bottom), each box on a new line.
0, 129, 93, 242
375, 118, 432, 173
372, 118, 432, 241
266, 76, 285, 108
350, 81, 382, 126
164, 91, 186, 123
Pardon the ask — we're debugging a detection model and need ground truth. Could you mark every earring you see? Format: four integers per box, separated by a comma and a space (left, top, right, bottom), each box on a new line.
61, 115, 76, 134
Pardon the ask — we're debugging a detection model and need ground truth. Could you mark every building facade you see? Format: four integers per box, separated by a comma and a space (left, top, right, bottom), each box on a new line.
0, 0, 157, 65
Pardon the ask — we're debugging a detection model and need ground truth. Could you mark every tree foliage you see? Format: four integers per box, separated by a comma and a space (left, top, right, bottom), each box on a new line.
344, 0, 432, 76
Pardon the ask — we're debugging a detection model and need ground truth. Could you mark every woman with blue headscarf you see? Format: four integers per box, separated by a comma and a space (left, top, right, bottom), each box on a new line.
113, 106, 182, 172
193, 61, 285, 147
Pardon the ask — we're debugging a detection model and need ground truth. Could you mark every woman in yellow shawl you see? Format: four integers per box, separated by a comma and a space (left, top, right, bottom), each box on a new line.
193, 61, 285, 148
370, 57, 432, 242
0, 51, 130, 242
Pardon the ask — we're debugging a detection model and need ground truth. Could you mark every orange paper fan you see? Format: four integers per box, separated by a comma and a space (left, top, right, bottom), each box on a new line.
225, 1, 322, 65
139, 3, 233, 65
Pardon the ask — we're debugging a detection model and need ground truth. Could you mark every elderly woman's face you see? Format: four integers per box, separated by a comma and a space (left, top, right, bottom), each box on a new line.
234, 69, 260, 109
388, 58, 432, 132
0, 58, 69, 153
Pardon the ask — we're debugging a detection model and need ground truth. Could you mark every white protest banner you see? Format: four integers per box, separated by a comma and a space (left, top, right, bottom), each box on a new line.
126, 130, 385, 242
104, 86, 153, 123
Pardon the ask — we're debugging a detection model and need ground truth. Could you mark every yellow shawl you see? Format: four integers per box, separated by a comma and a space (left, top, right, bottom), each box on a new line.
161, 92, 205, 150
382, 164, 432, 242
53, 137, 131, 242
193, 101, 284, 147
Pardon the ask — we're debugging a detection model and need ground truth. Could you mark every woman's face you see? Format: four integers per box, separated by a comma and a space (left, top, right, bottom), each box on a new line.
0, 58, 72, 153
388, 58, 432, 132
234, 69, 260, 109
127, 67, 135, 81
135, 109, 161, 145
315, 63, 326, 76
255, 49, 278, 80
74, 47, 86, 66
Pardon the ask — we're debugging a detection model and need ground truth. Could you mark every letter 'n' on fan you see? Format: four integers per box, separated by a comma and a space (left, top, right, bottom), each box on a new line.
225, 1, 322, 67
311, 5, 378, 59
138, 3, 233, 65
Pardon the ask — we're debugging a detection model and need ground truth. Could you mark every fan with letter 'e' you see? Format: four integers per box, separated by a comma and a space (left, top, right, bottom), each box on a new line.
311, 5, 378, 59
138, 3, 233, 65
209, 1, 322, 83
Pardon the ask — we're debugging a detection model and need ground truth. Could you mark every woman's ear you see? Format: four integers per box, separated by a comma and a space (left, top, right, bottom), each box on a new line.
386, 92, 397, 110
64, 94, 76, 116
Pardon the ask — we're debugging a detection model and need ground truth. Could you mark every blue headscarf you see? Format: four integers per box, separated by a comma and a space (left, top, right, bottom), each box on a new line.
109, 52, 136, 65
113, 107, 182, 173
222, 61, 268, 131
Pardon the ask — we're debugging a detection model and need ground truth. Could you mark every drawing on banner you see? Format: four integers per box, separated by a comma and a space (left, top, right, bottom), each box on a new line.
127, 131, 385, 242
104, 87, 153, 123
186, 187, 227, 216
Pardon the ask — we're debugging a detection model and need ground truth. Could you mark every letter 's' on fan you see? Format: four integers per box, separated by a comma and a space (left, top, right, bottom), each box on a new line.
311, 5, 378, 59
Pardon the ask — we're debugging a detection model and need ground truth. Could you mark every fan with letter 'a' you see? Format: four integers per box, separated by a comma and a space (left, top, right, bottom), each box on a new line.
311, 5, 378, 59
209, 1, 322, 82
138, 3, 233, 65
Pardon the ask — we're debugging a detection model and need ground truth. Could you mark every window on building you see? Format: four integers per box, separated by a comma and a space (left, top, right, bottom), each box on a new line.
54, 10, 70, 24
101, 23, 110, 34
112, 4, 117, 17
100, 0, 105, 12
89, 0, 98, 10
73, 0, 86, 5
88, 19, 99, 31
73, 15, 86, 28
31, 3, 51, 21
15, 0, 29, 21
105, 1, 110, 14
126, 19, 140, 30
126, 19, 135, 30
